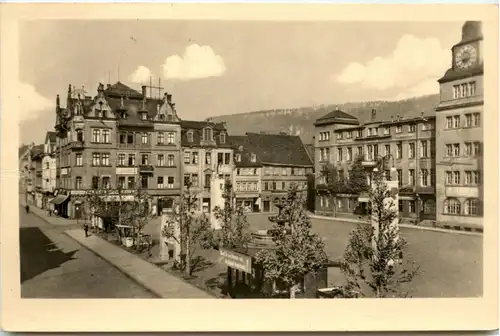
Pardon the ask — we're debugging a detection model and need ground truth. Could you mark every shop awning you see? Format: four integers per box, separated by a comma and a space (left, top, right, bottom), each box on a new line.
50, 194, 69, 205
357, 193, 370, 203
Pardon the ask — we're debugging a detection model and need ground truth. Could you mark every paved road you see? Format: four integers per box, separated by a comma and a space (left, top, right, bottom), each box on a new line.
20, 208, 156, 298
247, 213, 483, 298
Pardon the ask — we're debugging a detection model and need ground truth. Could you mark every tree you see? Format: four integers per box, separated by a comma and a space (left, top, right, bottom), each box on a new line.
347, 155, 369, 194
319, 163, 346, 216
339, 169, 419, 298
255, 184, 329, 298
162, 178, 212, 276
207, 178, 251, 250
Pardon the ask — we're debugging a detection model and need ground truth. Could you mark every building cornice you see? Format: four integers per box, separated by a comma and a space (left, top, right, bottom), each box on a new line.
435, 100, 484, 112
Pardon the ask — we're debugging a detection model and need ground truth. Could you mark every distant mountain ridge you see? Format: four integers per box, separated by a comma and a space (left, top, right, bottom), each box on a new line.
209, 94, 440, 144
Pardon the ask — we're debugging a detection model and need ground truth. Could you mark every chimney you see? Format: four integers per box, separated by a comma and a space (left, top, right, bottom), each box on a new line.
166, 93, 172, 104
56, 94, 60, 109
141, 85, 147, 98
106, 84, 111, 90
371, 108, 377, 121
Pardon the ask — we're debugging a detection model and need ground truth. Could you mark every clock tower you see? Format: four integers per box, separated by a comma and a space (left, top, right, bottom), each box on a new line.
435, 21, 483, 230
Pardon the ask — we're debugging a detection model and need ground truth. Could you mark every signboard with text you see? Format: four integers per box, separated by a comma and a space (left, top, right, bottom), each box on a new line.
219, 248, 252, 273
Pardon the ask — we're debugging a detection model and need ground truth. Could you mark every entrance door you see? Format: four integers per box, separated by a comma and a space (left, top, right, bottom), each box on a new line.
74, 204, 82, 219
263, 201, 270, 212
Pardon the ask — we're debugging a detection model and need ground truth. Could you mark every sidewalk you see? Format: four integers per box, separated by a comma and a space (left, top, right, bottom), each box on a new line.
309, 213, 483, 236
65, 229, 214, 298
20, 199, 79, 227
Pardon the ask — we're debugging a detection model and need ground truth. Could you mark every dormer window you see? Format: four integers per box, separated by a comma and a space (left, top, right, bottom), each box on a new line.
236, 154, 241, 162
187, 131, 194, 143
102, 110, 107, 118
140, 112, 148, 121
238, 145, 243, 151
251, 153, 256, 163
220, 133, 226, 144
159, 114, 165, 121
203, 127, 213, 141
120, 111, 127, 119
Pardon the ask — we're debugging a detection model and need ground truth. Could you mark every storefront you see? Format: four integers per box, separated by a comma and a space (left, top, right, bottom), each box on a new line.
235, 196, 260, 212
49, 192, 70, 217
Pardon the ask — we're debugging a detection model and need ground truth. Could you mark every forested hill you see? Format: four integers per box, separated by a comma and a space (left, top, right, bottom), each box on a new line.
209, 94, 440, 144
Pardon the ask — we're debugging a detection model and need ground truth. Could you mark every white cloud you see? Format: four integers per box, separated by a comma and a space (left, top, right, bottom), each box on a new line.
19, 82, 53, 121
129, 65, 153, 83
162, 44, 226, 81
335, 34, 451, 97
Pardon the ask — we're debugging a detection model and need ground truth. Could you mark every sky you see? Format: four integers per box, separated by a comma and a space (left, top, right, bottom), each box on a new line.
19, 20, 464, 144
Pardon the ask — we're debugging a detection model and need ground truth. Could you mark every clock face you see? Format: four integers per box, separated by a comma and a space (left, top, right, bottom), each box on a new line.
455, 44, 478, 70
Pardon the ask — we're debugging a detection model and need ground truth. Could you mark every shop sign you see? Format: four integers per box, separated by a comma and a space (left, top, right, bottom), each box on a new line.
219, 248, 252, 273
71, 190, 87, 196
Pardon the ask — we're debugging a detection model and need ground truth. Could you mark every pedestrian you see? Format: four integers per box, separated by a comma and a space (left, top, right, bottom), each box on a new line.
25, 204, 30, 214
84, 222, 89, 237
54, 209, 58, 216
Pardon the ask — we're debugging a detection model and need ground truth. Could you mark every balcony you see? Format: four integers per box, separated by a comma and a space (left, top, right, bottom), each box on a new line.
139, 165, 154, 174
68, 140, 85, 150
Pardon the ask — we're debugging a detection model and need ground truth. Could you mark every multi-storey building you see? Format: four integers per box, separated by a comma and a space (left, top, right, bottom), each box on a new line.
54, 82, 183, 218
41, 132, 57, 209
237, 132, 313, 213
30, 144, 45, 208
435, 21, 483, 228
19, 143, 34, 201
229, 135, 262, 212
180, 120, 233, 213
314, 108, 437, 223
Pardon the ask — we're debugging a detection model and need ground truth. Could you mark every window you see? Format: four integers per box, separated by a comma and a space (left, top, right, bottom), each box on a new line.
203, 128, 213, 141
395, 125, 402, 134
217, 153, 223, 165
92, 153, 100, 166
474, 171, 481, 185
224, 153, 231, 165
76, 153, 83, 166
465, 114, 473, 127
158, 154, 164, 166
409, 169, 415, 186
464, 199, 481, 216
319, 131, 329, 141
167, 154, 175, 167
157, 176, 164, 189
473, 142, 482, 156
397, 169, 403, 186
384, 144, 390, 157
420, 169, 429, 186
430, 169, 435, 186
444, 198, 461, 215
398, 200, 404, 212
127, 177, 135, 189
141, 133, 148, 144
102, 129, 110, 143
396, 142, 402, 159
127, 133, 134, 144
446, 171, 453, 185
76, 130, 84, 142
408, 142, 415, 159
453, 81, 476, 99
157, 132, 164, 144
409, 200, 416, 213
187, 131, 194, 143
346, 131, 352, 139
92, 176, 99, 189
141, 154, 149, 165
337, 148, 343, 162
336, 132, 342, 140
220, 133, 226, 144
446, 144, 453, 157
473, 113, 480, 127
356, 146, 363, 158
420, 141, 428, 158
464, 142, 472, 156
453, 171, 460, 185
192, 151, 199, 164
367, 128, 372, 136
466, 171, 481, 185
167, 176, 174, 189
272, 182, 277, 190
282, 182, 286, 190
191, 174, 198, 187
367, 145, 374, 160
347, 147, 352, 161
424, 200, 436, 214
128, 154, 135, 166
101, 153, 110, 166
167, 132, 175, 145
422, 122, 433, 131
140, 112, 147, 121
446, 116, 453, 129
356, 130, 363, 138
92, 129, 100, 143
184, 152, 191, 164
453, 143, 460, 157
75, 177, 82, 190
141, 175, 148, 189
102, 176, 110, 189
205, 152, 212, 165
251, 153, 257, 162
118, 176, 126, 189
383, 127, 390, 135
408, 124, 416, 133
453, 115, 460, 128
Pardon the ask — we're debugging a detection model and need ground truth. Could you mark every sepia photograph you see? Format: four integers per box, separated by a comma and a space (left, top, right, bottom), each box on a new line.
1, 3, 498, 332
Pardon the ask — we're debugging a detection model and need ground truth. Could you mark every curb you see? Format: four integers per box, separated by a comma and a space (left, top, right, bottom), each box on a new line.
21, 205, 161, 298
309, 214, 483, 237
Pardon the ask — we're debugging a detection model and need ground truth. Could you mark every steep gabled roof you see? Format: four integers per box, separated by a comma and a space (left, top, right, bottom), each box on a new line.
180, 120, 230, 147
228, 135, 262, 167
314, 108, 359, 126
245, 133, 313, 167
105, 81, 143, 99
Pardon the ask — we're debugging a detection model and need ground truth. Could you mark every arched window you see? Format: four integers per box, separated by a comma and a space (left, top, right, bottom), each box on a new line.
464, 198, 481, 216
444, 198, 461, 215
423, 199, 436, 214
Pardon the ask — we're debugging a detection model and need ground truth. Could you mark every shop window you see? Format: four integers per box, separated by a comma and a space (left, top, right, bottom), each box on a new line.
444, 198, 461, 215
423, 199, 436, 214
464, 198, 481, 216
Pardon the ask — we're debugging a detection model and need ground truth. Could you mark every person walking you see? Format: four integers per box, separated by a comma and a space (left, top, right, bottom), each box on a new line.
25, 204, 30, 214
84, 222, 89, 237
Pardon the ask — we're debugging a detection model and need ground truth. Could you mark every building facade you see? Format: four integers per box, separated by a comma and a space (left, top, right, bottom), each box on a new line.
314, 108, 437, 223
435, 21, 484, 228
19, 143, 34, 201
41, 132, 57, 209
180, 120, 234, 213
30, 145, 45, 208
54, 82, 183, 218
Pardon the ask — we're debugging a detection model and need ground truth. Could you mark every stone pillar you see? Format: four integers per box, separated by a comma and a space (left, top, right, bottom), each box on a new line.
160, 208, 181, 262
